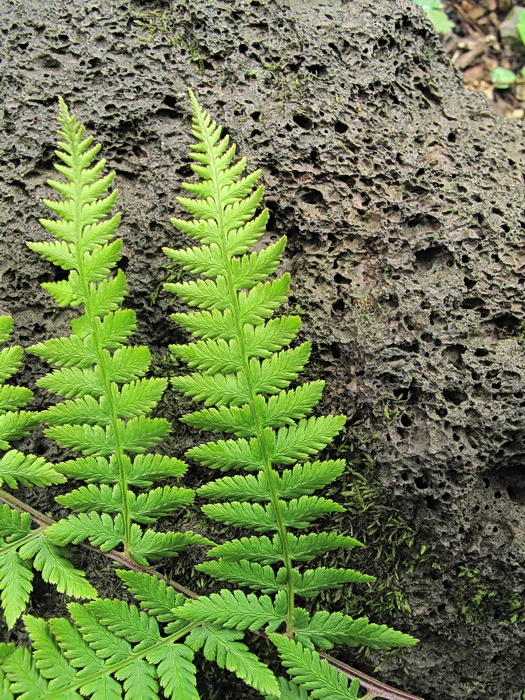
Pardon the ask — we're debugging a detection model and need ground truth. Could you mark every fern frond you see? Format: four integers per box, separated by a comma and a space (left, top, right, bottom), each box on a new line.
269, 635, 361, 700
164, 93, 416, 659
185, 623, 280, 696
115, 570, 184, 622
199, 459, 347, 502
1, 575, 283, 700
25, 98, 199, 571
3, 601, 189, 699
293, 610, 419, 651
202, 496, 344, 531
47, 511, 125, 551
0, 316, 94, 627
0, 450, 65, 489
197, 561, 374, 598
0, 550, 34, 629
18, 534, 96, 600
174, 588, 286, 632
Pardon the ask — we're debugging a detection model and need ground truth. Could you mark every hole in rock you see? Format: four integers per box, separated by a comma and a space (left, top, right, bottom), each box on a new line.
442, 389, 467, 405
330, 343, 340, 359
117, 255, 129, 272
300, 188, 324, 204
490, 313, 520, 332
293, 114, 312, 130
414, 245, 452, 270
334, 120, 348, 133
500, 467, 525, 504
442, 344, 466, 367
305, 64, 327, 76
162, 95, 179, 110
400, 414, 412, 427
332, 298, 345, 312
394, 387, 411, 400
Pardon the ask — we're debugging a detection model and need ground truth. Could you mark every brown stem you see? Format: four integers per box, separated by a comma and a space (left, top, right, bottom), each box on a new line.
0, 488, 423, 700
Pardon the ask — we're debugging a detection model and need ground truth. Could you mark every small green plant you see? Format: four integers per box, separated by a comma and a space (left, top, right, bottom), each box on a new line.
0, 96, 421, 700
491, 9, 525, 88
412, 0, 454, 34
25, 97, 210, 567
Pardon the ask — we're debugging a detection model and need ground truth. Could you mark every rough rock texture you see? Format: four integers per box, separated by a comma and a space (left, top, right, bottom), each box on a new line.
1, 0, 524, 698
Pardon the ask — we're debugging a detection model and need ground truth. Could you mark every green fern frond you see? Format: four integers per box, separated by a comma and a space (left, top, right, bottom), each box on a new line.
115, 570, 184, 623
269, 634, 361, 700
198, 459, 346, 502
196, 560, 374, 598
163, 92, 416, 660
0, 550, 34, 630
293, 610, 419, 651
185, 623, 280, 696
25, 98, 197, 568
206, 532, 364, 565
174, 588, 287, 632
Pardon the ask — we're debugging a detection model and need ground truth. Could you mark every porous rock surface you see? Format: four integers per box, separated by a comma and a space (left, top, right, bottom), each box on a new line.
1, 0, 524, 698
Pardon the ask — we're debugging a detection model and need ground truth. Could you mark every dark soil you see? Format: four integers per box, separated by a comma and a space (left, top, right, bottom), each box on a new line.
1, 0, 524, 698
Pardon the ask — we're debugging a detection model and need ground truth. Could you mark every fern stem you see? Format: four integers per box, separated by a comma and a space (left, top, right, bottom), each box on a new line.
40, 621, 200, 699
199, 114, 297, 636
65, 117, 133, 556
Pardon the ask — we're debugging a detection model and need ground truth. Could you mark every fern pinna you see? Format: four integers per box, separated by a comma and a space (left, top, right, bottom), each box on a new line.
26, 98, 210, 569
163, 92, 418, 692
0, 316, 95, 628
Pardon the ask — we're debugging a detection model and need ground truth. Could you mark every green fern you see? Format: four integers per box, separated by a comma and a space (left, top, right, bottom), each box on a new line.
26, 98, 211, 567
268, 634, 361, 700
164, 91, 418, 692
0, 570, 280, 698
0, 316, 95, 628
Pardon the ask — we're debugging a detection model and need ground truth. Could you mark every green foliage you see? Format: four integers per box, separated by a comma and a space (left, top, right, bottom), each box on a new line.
0, 94, 421, 700
412, 0, 454, 34
490, 66, 525, 89
0, 316, 95, 628
26, 97, 209, 567
0, 569, 279, 698
490, 9, 525, 89
268, 635, 361, 700
165, 91, 418, 693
